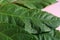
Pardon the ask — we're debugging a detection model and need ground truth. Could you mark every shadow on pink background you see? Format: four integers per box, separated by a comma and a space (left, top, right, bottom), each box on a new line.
42, 0, 60, 31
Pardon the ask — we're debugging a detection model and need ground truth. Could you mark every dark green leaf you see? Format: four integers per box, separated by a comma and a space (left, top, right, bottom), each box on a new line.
0, 23, 36, 40
0, 32, 12, 40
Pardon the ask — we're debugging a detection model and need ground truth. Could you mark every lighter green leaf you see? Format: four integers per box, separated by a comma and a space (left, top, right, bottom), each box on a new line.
0, 0, 15, 5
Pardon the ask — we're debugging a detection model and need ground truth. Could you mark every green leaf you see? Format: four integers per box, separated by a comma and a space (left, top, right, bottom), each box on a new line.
11, 33, 36, 40
43, 34, 52, 40
39, 30, 60, 40
54, 30, 60, 39
49, 30, 60, 40
31, 18, 51, 32
0, 0, 56, 9
15, 0, 56, 9
0, 3, 60, 40
0, 4, 60, 33
0, 23, 36, 40
0, 32, 13, 40
0, 0, 15, 5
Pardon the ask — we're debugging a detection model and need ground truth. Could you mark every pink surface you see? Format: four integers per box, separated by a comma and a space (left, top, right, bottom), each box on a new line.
57, 0, 60, 2
42, 0, 60, 31
42, 2, 60, 17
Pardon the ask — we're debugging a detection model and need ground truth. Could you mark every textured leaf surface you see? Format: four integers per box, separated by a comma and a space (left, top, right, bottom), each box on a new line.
0, 0, 56, 9
0, 0, 15, 5
0, 4, 60, 33
0, 32, 12, 40
0, 0, 60, 40
39, 30, 60, 40
15, 0, 56, 9
0, 23, 36, 40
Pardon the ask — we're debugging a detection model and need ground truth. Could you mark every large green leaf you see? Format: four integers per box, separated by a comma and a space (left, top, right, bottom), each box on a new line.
15, 0, 56, 9
0, 0, 60, 40
0, 23, 36, 40
0, 4, 60, 33
0, 0, 56, 9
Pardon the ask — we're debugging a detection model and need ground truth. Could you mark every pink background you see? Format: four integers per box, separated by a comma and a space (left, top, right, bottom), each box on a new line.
42, 0, 60, 31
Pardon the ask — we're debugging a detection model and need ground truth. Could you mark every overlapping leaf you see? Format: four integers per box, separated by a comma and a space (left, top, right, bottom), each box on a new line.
38, 30, 60, 40
0, 4, 60, 33
0, 23, 36, 40
15, 0, 56, 9
0, 0, 56, 9
0, 0, 60, 40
